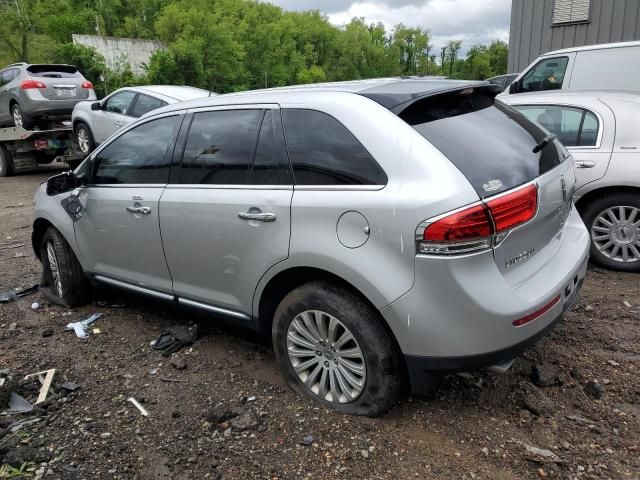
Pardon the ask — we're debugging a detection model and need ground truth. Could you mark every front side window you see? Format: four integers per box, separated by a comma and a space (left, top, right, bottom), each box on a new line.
521, 57, 569, 92
515, 105, 599, 147
92, 115, 179, 185
181, 109, 262, 185
131, 94, 167, 118
104, 90, 137, 116
282, 109, 387, 186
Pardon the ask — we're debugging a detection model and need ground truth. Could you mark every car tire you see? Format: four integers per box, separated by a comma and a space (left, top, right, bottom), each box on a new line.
0, 146, 13, 177
272, 281, 403, 417
40, 226, 91, 307
11, 103, 34, 130
582, 193, 640, 272
75, 122, 95, 155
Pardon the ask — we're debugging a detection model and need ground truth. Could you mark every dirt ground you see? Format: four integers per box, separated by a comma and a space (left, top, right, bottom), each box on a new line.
0, 169, 638, 480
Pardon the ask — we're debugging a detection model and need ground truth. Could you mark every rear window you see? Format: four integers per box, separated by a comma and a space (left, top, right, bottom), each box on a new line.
400, 88, 565, 197
26, 64, 80, 78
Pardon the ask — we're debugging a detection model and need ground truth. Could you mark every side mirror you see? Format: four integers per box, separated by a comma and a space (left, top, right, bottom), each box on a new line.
91, 102, 102, 111
46, 171, 81, 196
509, 82, 518, 94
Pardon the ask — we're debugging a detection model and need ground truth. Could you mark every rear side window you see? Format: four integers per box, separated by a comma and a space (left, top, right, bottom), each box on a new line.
514, 105, 599, 147
402, 88, 564, 197
26, 64, 80, 78
250, 110, 291, 185
131, 94, 167, 118
93, 115, 179, 185
180, 109, 262, 185
282, 109, 387, 186
520, 56, 569, 92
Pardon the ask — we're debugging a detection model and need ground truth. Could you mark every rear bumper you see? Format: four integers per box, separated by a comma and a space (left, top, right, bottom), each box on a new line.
21, 91, 94, 117
380, 205, 590, 387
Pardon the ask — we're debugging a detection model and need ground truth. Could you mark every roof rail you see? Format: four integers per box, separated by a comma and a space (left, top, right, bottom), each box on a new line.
5, 62, 27, 68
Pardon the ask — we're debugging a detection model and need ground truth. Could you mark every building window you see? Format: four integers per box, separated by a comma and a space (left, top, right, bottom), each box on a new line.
552, 0, 591, 25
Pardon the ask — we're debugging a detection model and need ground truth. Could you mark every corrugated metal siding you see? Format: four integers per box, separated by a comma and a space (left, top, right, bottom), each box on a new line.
508, 0, 640, 72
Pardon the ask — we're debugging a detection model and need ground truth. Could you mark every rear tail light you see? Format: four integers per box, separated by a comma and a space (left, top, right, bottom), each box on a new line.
81, 81, 93, 89
417, 183, 538, 255
20, 79, 46, 89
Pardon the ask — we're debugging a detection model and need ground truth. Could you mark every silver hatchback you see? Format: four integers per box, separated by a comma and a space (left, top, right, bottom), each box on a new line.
33, 79, 589, 416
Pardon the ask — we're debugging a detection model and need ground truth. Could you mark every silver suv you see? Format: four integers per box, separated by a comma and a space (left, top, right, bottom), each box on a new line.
0, 63, 96, 129
33, 79, 590, 416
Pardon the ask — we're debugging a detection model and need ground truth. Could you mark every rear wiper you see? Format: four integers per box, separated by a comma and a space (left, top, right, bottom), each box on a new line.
533, 133, 557, 153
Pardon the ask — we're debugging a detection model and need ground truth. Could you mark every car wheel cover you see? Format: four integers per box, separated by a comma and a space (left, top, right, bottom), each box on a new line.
12, 107, 23, 128
77, 127, 90, 153
591, 206, 640, 263
46, 242, 64, 298
286, 310, 366, 404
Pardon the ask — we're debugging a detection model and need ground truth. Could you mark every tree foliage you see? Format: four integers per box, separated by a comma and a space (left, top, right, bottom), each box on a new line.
0, 0, 509, 95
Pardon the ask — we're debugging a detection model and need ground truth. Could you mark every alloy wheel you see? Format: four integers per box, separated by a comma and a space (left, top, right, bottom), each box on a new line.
77, 128, 90, 153
46, 242, 64, 298
12, 107, 23, 128
286, 310, 366, 404
591, 206, 640, 263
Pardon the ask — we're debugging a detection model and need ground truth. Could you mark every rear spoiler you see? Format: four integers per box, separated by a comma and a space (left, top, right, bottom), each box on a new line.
26, 64, 78, 75
361, 83, 503, 114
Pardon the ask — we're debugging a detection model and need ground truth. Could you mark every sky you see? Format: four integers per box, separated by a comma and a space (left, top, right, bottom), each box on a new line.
266, 0, 511, 55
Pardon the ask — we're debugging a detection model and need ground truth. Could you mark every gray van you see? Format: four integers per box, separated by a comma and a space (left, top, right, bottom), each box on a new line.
502, 41, 640, 96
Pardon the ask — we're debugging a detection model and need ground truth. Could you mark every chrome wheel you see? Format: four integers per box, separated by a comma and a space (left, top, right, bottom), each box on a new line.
12, 106, 23, 128
287, 310, 366, 404
46, 242, 63, 298
77, 127, 90, 153
591, 206, 640, 263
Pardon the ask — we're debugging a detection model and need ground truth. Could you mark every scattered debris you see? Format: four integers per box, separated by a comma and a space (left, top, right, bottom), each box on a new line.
94, 300, 126, 308
0, 243, 26, 250
510, 440, 562, 463
128, 397, 149, 417
41, 328, 53, 338
531, 364, 562, 387
623, 300, 632, 308
92, 328, 101, 334
65, 312, 104, 338
24, 368, 56, 404
7, 417, 41, 433
31, 302, 40, 310
170, 357, 187, 370
159, 377, 188, 383
523, 386, 556, 416
152, 325, 199, 357
230, 410, 260, 431
59, 381, 80, 392
607, 359, 620, 367
566, 414, 597, 425
206, 405, 240, 425
7, 393, 33, 413
301, 434, 314, 446
585, 380, 604, 399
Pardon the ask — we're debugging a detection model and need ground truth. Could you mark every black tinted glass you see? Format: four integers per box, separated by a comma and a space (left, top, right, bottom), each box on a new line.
282, 109, 387, 186
402, 89, 564, 197
106, 91, 136, 115
250, 110, 291, 185
181, 110, 262, 185
131, 94, 167, 118
93, 116, 178, 185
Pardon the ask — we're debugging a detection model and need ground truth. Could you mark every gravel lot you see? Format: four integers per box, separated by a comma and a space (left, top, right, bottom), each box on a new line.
1, 169, 639, 480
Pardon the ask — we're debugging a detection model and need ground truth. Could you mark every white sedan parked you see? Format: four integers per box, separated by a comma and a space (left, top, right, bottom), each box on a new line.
500, 89, 640, 272
71, 85, 211, 154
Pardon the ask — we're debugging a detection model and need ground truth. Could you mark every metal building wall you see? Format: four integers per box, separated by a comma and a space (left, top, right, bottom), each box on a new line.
508, 0, 640, 72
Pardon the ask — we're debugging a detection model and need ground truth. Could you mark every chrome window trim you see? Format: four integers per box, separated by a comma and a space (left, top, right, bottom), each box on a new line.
178, 298, 251, 321
94, 275, 174, 301
166, 184, 293, 190
293, 185, 386, 191
88, 184, 168, 188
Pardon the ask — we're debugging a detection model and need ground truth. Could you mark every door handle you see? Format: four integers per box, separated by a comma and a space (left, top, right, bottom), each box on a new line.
126, 206, 151, 215
238, 211, 276, 222
575, 160, 596, 168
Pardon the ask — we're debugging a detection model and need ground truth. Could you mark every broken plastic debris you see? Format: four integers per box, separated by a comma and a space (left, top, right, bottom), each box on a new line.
66, 313, 104, 338
60, 381, 80, 392
8, 393, 33, 413
127, 397, 149, 417
23, 369, 56, 404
